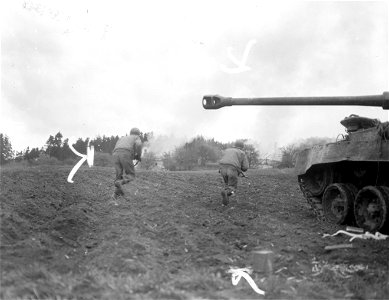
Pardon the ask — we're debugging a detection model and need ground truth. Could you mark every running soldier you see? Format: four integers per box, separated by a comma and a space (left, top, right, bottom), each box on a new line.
219, 140, 249, 205
112, 128, 143, 198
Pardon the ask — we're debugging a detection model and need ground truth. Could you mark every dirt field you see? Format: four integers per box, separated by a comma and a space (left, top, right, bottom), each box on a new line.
1, 165, 388, 299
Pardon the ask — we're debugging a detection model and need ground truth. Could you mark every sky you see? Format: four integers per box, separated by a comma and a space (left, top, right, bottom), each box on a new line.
1, 0, 389, 157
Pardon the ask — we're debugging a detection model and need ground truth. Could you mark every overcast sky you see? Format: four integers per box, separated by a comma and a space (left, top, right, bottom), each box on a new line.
1, 0, 388, 156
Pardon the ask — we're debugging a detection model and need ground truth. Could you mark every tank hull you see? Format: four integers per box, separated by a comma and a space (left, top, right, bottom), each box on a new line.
295, 139, 389, 175
296, 124, 389, 232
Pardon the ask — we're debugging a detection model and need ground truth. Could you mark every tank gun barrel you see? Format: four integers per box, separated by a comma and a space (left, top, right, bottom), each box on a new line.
203, 92, 389, 110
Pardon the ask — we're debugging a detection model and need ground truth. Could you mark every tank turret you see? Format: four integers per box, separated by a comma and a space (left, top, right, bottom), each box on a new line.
202, 92, 389, 233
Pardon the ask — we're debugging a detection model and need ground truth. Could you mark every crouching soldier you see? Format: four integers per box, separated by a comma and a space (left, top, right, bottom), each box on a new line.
219, 140, 249, 205
112, 127, 143, 199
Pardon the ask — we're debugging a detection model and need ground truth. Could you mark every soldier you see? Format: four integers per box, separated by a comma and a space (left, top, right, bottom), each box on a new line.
112, 128, 143, 199
219, 140, 249, 205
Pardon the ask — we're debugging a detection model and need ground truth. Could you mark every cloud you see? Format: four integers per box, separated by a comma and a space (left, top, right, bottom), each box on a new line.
1, 0, 388, 154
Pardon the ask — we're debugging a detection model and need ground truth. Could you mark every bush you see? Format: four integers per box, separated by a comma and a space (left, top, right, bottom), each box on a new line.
162, 153, 177, 171
139, 151, 158, 170
93, 152, 113, 167
35, 154, 61, 165
279, 145, 298, 168
63, 158, 78, 165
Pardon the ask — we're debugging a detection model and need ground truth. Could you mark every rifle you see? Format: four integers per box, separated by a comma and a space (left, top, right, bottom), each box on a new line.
237, 168, 248, 178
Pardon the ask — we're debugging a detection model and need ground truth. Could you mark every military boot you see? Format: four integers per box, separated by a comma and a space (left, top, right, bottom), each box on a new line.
221, 190, 229, 206
114, 180, 124, 196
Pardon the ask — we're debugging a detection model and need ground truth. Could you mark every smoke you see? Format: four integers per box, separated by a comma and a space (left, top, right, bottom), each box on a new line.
144, 134, 188, 157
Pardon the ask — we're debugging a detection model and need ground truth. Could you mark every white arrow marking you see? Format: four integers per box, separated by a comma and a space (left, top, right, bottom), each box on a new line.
220, 39, 257, 74
323, 230, 388, 241
227, 267, 265, 295
67, 141, 94, 183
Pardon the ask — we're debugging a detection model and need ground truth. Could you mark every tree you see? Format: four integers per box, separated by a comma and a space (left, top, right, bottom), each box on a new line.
197, 144, 218, 166
91, 135, 120, 154
45, 132, 63, 159
52, 132, 63, 159
140, 131, 152, 143
15, 150, 24, 162
279, 137, 334, 168
24, 147, 40, 161
107, 135, 119, 153
61, 138, 74, 160
170, 136, 222, 170
174, 145, 198, 170
162, 152, 176, 171
279, 144, 298, 168
93, 135, 103, 152
44, 132, 79, 161
0, 133, 13, 164
45, 135, 55, 157
243, 143, 260, 168
73, 137, 89, 154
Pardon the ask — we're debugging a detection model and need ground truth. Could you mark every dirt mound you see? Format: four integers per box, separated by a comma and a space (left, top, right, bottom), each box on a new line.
1, 165, 388, 299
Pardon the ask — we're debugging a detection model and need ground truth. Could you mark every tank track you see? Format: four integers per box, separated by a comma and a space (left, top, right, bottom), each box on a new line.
299, 180, 326, 221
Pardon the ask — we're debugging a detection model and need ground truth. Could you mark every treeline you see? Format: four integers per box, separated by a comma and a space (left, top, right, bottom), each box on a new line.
1, 132, 261, 171
43, 132, 122, 161
6, 131, 151, 164
0, 132, 144, 165
160, 136, 260, 171
2, 131, 336, 170
11, 132, 121, 163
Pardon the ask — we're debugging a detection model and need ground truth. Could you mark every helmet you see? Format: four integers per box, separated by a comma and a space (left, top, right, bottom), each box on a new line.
130, 127, 141, 136
234, 140, 244, 149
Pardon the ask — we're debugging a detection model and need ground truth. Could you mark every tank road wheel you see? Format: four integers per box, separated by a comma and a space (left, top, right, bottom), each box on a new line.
354, 186, 389, 232
300, 165, 333, 197
322, 183, 357, 224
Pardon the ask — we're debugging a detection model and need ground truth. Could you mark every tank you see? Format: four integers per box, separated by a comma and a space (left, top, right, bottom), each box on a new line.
202, 92, 389, 232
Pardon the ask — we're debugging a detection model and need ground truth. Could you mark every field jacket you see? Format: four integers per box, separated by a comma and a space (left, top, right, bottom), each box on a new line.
219, 147, 249, 172
113, 134, 142, 159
